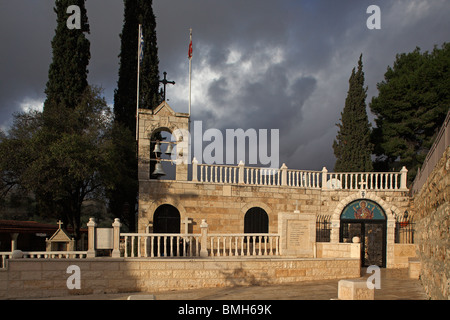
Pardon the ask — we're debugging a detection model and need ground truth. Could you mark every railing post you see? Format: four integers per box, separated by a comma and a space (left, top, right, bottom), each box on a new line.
280, 163, 288, 186
400, 166, 408, 190
200, 219, 209, 257
192, 157, 198, 182
112, 218, 122, 258
87, 217, 97, 258
238, 160, 245, 184
321, 167, 328, 190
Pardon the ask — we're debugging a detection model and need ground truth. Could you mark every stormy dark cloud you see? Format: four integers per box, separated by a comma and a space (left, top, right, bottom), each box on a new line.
1, 0, 449, 171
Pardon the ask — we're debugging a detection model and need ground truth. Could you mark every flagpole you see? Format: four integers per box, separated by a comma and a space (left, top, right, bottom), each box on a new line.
136, 24, 142, 142
188, 28, 192, 117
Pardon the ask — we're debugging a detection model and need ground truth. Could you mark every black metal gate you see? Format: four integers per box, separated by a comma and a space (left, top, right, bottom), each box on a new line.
340, 220, 386, 268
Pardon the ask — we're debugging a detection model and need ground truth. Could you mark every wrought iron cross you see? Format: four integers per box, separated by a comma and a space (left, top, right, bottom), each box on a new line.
159, 71, 175, 101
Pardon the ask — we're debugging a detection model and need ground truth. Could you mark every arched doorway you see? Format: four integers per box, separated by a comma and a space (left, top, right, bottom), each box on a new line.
153, 204, 180, 233
153, 204, 180, 256
244, 207, 269, 233
340, 200, 387, 268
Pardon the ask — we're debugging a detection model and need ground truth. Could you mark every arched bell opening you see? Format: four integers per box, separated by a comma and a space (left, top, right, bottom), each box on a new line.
150, 129, 177, 180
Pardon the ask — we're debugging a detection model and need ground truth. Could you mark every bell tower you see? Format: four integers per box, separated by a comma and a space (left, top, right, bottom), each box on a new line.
137, 101, 190, 181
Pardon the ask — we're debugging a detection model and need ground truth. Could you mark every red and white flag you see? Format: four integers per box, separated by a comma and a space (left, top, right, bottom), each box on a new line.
188, 30, 193, 60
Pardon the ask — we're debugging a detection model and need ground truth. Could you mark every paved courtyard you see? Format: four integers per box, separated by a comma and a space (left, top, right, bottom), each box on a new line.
38, 268, 428, 300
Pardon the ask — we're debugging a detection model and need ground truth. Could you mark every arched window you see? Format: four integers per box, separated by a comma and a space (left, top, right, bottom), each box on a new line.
244, 207, 269, 233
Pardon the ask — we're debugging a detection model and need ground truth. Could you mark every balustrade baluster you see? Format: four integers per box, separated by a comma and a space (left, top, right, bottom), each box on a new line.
150, 237, 154, 257
258, 236, 262, 256
162, 236, 166, 257
124, 236, 128, 257
264, 236, 268, 255
275, 237, 279, 255
252, 236, 256, 255
137, 236, 141, 257
131, 236, 135, 257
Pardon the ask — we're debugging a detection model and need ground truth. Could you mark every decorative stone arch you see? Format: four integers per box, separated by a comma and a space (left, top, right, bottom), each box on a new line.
330, 192, 400, 268
240, 202, 274, 233
141, 198, 187, 233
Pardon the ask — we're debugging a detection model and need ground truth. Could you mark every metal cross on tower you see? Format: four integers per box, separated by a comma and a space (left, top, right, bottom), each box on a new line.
159, 71, 175, 101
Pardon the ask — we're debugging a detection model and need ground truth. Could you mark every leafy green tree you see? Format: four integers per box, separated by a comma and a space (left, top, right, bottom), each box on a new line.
370, 43, 450, 182
44, 0, 90, 113
0, 87, 129, 240
333, 55, 373, 172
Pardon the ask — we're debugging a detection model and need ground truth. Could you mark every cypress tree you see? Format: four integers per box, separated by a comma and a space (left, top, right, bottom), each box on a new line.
114, 0, 140, 131
44, 0, 90, 113
110, 0, 162, 230
333, 55, 373, 173
139, 0, 161, 110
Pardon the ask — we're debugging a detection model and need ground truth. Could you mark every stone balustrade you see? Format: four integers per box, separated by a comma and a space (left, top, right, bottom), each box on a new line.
192, 159, 408, 191
121, 233, 201, 258
0, 251, 88, 269
208, 233, 280, 257
119, 232, 281, 258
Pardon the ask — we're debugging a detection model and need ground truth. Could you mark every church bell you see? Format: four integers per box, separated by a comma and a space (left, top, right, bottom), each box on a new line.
153, 142, 162, 155
152, 162, 166, 177
165, 143, 174, 156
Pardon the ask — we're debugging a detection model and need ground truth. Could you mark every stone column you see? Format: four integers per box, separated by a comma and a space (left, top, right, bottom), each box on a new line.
87, 218, 97, 258
192, 157, 198, 182
280, 163, 288, 186
321, 167, 328, 190
200, 219, 209, 258
400, 166, 408, 190
238, 161, 245, 184
112, 218, 122, 258
330, 219, 340, 243
10, 233, 19, 251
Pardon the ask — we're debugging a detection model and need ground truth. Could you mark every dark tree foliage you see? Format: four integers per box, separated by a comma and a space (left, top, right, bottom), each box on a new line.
44, 0, 90, 113
138, 0, 162, 110
111, 0, 162, 230
333, 55, 373, 173
370, 43, 450, 182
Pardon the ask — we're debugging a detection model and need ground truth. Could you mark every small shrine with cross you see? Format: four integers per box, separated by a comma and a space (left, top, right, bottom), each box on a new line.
45, 220, 75, 252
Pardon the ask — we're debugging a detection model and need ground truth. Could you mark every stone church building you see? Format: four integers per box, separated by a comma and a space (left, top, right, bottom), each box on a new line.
137, 101, 412, 269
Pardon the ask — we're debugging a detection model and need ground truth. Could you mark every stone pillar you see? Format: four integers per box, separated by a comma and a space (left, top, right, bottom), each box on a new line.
321, 167, 328, 190
238, 161, 245, 184
280, 163, 288, 186
192, 157, 198, 182
87, 218, 97, 258
330, 219, 340, 243
400, 166, 408, 190
10, 233, 19, 251
112, 218, 122, 258
200, 219, 209, 258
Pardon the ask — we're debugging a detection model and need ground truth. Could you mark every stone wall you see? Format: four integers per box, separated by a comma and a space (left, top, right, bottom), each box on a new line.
0, 258, 360, 299
138, 180, 410, 234
413, 146, 450, 300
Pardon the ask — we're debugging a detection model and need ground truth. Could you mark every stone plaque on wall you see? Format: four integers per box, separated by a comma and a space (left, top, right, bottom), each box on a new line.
279, 212, 316, 257
96, 228, 114, 250
287, 220, 310, 249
